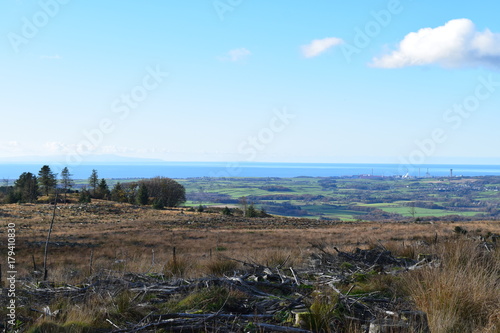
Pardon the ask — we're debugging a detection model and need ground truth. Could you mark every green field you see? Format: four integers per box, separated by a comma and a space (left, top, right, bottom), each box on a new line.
174, 176, 500, 221
67, 175, 500, 221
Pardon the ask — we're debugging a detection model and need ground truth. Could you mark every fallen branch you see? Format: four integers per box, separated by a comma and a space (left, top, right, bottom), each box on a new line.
255, 323, 313, 332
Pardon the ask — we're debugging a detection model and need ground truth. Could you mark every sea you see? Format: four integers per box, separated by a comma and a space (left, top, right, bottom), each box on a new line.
1, 162, 500, 180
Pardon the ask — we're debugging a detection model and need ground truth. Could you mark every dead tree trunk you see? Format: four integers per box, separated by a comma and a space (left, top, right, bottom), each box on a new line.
43, 191, 58, 281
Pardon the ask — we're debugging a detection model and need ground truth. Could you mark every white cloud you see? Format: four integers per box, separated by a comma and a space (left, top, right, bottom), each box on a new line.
43, 141, 67, 153
219, 48, 251, 62
0, 141, 21, 153
371, 18, 500, 68
301, 37, 344, 58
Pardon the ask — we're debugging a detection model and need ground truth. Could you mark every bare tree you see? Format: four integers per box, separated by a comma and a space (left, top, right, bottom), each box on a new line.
408, 202, 417, 220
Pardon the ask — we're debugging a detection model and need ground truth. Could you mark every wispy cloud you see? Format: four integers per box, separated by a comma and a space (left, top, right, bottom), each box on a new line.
43, 141, 66, 153
371, 19, 500, 69
0, 141, 20, 150
218, 48, 251, 62
301, 37, 344, 58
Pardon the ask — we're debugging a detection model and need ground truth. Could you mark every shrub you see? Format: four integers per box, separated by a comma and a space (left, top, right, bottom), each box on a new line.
247, 204, 258, 217
221, 206, 232, 216
78, 190, 91, 203
453, 226, 468, 235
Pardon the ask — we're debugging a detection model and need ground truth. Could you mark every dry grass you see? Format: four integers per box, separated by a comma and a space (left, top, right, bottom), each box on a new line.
204, 257, 239, 276
1, 201, 499, 285
2, 201, 500, 332
402, 239, 500, 333
252, 248, 298, 268
24, 289, 149, 333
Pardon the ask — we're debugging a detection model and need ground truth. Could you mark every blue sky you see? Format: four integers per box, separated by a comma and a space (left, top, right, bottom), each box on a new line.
1, 0, 500, 165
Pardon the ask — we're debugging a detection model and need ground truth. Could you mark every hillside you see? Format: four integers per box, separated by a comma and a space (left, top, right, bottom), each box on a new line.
0, 201, 499, 332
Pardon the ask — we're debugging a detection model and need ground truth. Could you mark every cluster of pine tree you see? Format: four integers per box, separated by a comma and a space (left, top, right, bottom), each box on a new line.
0, 166, 186, 209
1, 165, 73, 203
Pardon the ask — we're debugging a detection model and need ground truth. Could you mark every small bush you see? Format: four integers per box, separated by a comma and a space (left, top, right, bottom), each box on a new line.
221, 206, 232, 216
453, 226, 468, 235
78, 190, 91, 203
246, 204, 259, 217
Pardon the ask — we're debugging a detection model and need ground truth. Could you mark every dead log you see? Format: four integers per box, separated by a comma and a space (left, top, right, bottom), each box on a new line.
149, 313, 274, 321
255, 323, 313, 332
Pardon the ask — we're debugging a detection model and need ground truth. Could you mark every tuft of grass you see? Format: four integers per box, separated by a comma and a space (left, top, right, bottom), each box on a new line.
340, 262, 354, 271
27, 291, 147, 332
255, 249, 296, 268
109, 290, 144, 320
402, 239, 500, 333
27, 321, 96, 333
302, 291, 340, 332
350, 274, 400, 298
204, 258, 239, 276
383, 241, 418, 260
165, 286, 247, 313
163, 256, 189, 277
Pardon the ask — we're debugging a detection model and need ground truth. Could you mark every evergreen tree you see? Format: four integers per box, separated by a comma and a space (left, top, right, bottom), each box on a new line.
97, 179, 110, 199
60, 167, 74, 203
136, 183, 149, 205
246, 203, 258, 217
14, 172, 39, 203
221, 206, 232, 216
5, 190, 21, 204
152, 199, 164, 210
38, 165, 57, 196
111, 182, 127, 202
88, 169, 99, 196
78, 189, 91, 203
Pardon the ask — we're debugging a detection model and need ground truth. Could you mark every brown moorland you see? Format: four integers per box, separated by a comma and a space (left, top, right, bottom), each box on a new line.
1, 200, 499, 332
2, 200, 498, 281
